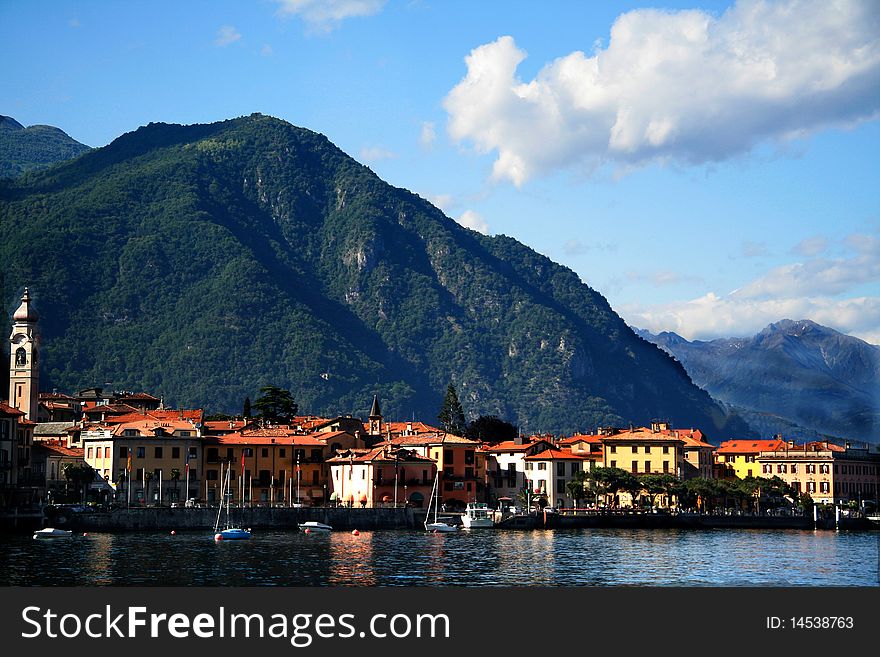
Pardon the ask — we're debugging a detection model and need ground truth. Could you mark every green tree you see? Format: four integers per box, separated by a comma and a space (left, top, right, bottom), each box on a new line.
252, 386, 298, 423
641, 473, 678, 509
243, 396, 251, 418
465, 415, 517, 442
620, 472, 644, 508
170, 468, 181, 502
586, 467, 630, 507
566, 470, 589, 507
61, 462, 96, 504
438, 384, 466, 435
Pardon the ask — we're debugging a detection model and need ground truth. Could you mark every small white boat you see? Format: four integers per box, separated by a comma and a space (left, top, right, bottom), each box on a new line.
462, 502, 495, 529
425, 520, 459, 533
33, 527, 73, 539
299, 521, 332, 532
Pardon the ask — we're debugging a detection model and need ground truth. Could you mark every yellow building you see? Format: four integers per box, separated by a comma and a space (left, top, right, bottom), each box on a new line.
715, 438, 786, 479
82, 418, 202, 505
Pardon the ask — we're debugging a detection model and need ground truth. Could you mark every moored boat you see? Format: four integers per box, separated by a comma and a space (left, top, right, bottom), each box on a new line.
461, 502, 495, 529
33, 527, 73, 539
299, 521, 333, 532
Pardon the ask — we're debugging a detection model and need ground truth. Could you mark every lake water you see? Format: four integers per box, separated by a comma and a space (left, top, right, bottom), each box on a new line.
3, 528, 877, 586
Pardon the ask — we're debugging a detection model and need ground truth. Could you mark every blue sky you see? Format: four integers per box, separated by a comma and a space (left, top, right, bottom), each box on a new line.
2, 0, 878, 343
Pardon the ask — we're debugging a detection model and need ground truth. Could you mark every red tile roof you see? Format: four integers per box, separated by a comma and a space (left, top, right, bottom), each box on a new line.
0, 402, 25, 417
389, 432, 478, 447
716, 439, 787, 454
601, 428, 684, 442
524, 448, 590, 461
35, 440, 84, 459
483, 439, 553, 453
327, 446, 435, 464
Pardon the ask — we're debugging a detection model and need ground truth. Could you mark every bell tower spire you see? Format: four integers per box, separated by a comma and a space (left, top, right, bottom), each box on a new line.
9, 287, 39, 420
368, 393, 382, 437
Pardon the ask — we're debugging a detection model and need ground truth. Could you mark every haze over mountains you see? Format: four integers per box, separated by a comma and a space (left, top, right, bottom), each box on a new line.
0, 113, 751, 438
636, 321, 880, 443
0, 115, 91, 180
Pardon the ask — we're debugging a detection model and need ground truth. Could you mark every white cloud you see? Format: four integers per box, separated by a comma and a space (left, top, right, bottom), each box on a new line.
359, 145, 397, 163
733, 235, 880, 299
562, 239, 618, 256
261, 44, 274, 57
427, 194, 454, 213
215, 25, 242, 47
420, 121, 436, 149
274, 0, 385, 32
457, 210, 490, 234
623, 234, 880, 344
626, 293, 880, 345
791, 236, 829, 257
444, 0, 880, 186
68, 18, 81, 28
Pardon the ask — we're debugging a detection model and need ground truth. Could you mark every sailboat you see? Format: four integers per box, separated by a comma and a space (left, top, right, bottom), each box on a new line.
214, 462, 251, 541
424, 462, 458, 533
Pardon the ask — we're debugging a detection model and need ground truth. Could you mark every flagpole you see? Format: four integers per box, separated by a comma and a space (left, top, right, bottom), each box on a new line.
288, 470, 292, 507
159, 469, 162, 507
185, 462, 190, 503
270, 474, 274, 506
249, 476, 253, 508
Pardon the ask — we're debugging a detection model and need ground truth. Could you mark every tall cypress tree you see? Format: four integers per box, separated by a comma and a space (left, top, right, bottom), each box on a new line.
243, 396, 251, 419
438, 384, 466, 435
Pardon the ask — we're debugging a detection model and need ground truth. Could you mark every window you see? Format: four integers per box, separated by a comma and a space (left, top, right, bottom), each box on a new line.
645, 460, 651, 473
525, 463, 533, 470
610, 460, 616, 468
807, 481, 816, 493
189, 469, 197, 479
777, 464, 786, 473
631, 461, 638, 473
663, 461, 669, 473
610, 446, 617, 454
226, 448, 234, 460
631, 446, 638, 454
746, 455, 755, 463
261, 448, 269, 458
806, 464, 816, 474
280, 448, 286, 458
465, 467, 474, 479
119, 446, 128, 458
311, 449, 322, 461
154, 447, 163, 459
243, 448, 254, 457
557, 463, 565, 476
123, 429, 138, 437
644, 446, 651, 454
444, 449, 454, 463
820, 464, 830, 474
104, 446, 110, 458
207, 470, 218, 481
790, 463, 797, 474
538, 463, 547, 471
179, 431, 191, 437
820, 482, 829, 493
171, 447, 180, 459
188, 447, 197, 459
464, 450, 475, 465
762, 464, 771, 474
87, 447, 93, 459
663, 446, 669, 454
792, 481, 800, 493
557, 479, 565, 492
570, 462, 579, 475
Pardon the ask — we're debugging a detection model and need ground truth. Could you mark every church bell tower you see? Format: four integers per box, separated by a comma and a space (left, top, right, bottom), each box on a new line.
9, 287, 39, 420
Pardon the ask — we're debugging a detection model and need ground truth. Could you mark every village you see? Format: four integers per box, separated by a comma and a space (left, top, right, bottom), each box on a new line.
2, 288, 879, 524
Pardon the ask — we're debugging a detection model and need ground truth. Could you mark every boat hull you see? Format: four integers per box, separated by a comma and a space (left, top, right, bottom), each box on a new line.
215, 528, 252, 540
425, 522, 458, 533
299, 522, 332, 532
33, 528, 73, 539
462, 517, 495, 529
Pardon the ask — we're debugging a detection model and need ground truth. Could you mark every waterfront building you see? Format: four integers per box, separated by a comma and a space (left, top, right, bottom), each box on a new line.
0, 403, 25, 507
557, 433, 604, 461
600, 426, 685, 476
483, 437, 555, 504
675, 429, 715, 479
82, 418, 202, 504
327, 445, 436, 508
523, 448, 591, 508
756, 441, 880, 506
30, 439, 85, 504
388, 432, 485, 508
203, 428, 363, 505
715, 437, 787, 479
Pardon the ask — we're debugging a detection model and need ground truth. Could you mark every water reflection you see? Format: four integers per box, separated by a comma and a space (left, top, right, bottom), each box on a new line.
2, 528, 876, 587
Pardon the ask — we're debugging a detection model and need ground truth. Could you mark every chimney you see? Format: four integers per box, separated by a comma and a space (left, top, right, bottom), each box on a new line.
822, 441, 829, 450
787, 440, 794, 448
514, 434, 525, 446
845, 441, 850, 450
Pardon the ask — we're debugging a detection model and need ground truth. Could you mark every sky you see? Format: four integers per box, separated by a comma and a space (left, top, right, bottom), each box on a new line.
2, 0, 879, 344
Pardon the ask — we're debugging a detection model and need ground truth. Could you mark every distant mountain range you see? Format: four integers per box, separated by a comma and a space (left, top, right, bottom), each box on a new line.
0, 113, 752, 439
0, 115, 91, 180
635, 320, 880, 443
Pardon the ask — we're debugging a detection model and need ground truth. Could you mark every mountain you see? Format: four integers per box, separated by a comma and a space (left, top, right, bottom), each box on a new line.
636, 321, 880, 442
0, 113, 751, 437
0, 115, 91, 180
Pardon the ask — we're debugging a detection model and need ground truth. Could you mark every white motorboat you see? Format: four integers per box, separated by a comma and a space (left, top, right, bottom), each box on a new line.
461, 502, 495, 529
33, 527, 73, 539
299, 521, 332, 532
425, 520, 459, 533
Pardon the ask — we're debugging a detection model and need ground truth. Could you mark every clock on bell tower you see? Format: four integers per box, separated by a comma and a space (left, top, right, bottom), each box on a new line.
8, 287, 39, 420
